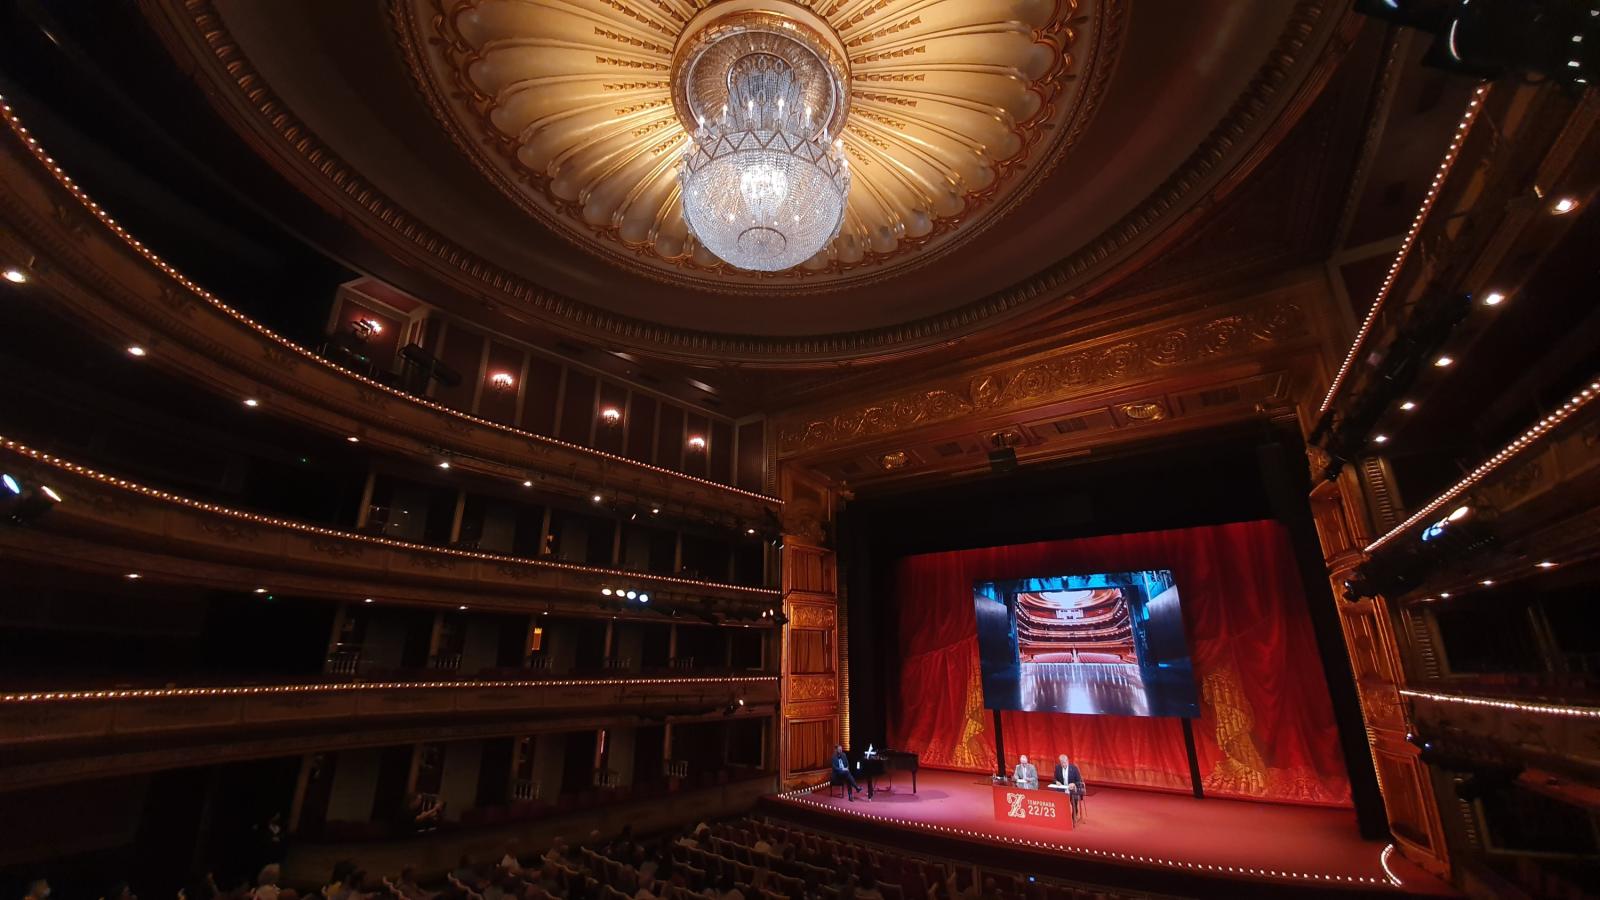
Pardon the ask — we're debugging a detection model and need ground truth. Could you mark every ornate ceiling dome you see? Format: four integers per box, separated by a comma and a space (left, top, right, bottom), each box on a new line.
404, 0, 1088, 288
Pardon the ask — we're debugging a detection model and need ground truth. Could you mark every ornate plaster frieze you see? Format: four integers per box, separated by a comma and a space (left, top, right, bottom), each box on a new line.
776, 297, 1310, 455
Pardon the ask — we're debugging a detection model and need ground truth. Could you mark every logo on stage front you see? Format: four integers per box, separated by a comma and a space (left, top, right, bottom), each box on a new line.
1006, 792, 1027, 819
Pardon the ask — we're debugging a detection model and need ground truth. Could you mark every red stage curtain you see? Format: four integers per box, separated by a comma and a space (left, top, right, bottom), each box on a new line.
889, 520, 1352, 806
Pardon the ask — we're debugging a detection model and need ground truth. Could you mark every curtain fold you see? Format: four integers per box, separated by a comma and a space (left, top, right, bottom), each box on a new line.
887, 520, 1351, 807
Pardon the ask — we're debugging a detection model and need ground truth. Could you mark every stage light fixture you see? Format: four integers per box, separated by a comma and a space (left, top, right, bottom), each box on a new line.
127, 345, 147, 357
2, 474, 18, 495
1434, 355, 1454, 367
364, 597, 374, 603
346, 436, 360, 443
1373, 434, 1389, 444
243, 398, 260, 407
602, 588, 614, 596
746, 527, 757, 535
459, 605, 468, 610
625, 590, 637, 600
651, 507, 660, 515
2, 268, 27, 283
638, 593, 649, 603
522, 480, 533, 487
1448, 505, 1471, 522
125, 573, 141, 580
1481, 291, 1505, 306
1551, 196, 1578, 215
253, 587, 268, 594
592, 494, 603, 504
40, 485, 60, 503
1400, 400, 1417, 411
1479, 579, 1494, 587
1536, 560, 1557, 569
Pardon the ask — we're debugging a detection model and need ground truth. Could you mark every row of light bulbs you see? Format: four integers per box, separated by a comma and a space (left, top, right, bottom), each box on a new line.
1, 674, 780, 705
0, 92, 777, 511
774, 786, 1393, 886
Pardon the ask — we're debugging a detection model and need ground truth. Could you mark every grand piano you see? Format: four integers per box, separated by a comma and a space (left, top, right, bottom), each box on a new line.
847, 747, 919, 797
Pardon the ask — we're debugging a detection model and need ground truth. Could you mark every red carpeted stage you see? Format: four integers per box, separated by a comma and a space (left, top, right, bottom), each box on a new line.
760, 770, 1454, 898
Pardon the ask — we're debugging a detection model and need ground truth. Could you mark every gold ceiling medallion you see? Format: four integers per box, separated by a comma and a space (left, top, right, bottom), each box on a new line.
405, 0, 1090, 290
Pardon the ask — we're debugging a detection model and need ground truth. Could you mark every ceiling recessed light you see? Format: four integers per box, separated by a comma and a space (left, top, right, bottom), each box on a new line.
1399, 400, 1416, 411
126, 345, 147, 357
2, 268, 27, 284
1551, 196, 1578, 215
1481, 291, 1505, 306
243, 398, 260, 407
1434, 356, 1454, 368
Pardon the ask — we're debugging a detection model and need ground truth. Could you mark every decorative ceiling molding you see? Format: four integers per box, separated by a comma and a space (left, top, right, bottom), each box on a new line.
775, 296, 1312, 456
397, 0, 1097, 291
147, 0, 1343, 363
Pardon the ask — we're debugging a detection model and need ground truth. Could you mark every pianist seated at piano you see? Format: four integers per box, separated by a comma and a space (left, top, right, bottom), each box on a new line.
1011, 754, 1040, 790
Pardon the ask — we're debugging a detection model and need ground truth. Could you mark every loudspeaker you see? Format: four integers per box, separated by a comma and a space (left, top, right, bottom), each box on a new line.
987, 447, 1018, 474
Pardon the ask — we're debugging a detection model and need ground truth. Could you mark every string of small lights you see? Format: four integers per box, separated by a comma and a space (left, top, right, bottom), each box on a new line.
0, 93, 781, 508
1318, 85, 1491, 417
771, 785, 1393, 887
0, 435, 781, 597
1400, 688, 1600, 720
1364, 375, 1600, 553
0, 674, 779, 705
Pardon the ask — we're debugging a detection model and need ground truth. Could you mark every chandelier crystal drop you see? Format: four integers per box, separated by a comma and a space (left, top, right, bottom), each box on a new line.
674, 9, 851, 272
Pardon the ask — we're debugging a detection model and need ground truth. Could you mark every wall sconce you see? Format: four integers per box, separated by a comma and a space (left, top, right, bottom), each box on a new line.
489, 372, 515, 393
351, 318, 382, 341
687, 434, 706, 452
599, 406, 622, 427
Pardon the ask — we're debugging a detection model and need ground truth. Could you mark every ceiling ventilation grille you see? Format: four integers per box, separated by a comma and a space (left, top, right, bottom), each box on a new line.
1052, 417, 1087, 434
1197, 386, 1241, 407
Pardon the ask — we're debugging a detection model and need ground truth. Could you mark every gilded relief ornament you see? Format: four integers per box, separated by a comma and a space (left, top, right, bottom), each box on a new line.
399, 0, 1104, 288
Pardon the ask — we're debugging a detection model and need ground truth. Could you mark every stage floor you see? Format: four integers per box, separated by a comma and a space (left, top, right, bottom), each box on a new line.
765, 770, 1453, 897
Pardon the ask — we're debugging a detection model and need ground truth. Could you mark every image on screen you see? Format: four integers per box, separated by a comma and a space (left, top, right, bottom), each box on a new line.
973, 570, 1200, 717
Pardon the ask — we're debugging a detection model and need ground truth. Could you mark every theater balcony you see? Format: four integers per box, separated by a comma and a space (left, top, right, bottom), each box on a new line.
1308, 66, 1600, 898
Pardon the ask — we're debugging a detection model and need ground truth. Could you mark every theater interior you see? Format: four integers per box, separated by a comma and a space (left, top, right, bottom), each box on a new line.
1, 1, 1597, 898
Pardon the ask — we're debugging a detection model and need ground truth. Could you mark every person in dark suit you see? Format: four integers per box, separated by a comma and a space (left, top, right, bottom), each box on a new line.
831, 744, 864, 801
1053, 753, 1086, 820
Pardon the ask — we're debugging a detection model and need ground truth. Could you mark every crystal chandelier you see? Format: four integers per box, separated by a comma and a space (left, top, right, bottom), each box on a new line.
673, 5, 851, 272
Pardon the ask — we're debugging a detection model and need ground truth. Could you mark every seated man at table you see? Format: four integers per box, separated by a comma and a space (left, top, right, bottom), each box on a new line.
1011, 754, 1039, 790
1051, 753, 1087, 818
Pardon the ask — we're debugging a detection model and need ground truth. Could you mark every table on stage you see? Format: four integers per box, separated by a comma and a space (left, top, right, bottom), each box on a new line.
991, 784, 1074, 831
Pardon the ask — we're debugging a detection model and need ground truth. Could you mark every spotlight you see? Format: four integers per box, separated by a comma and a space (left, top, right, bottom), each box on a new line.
1536, 560, 1557, 569
2, 268, 27, 283
459, 605, 468, 610
1551, 196, 1578, 215
346, 436, 360, 443
1448, 505, 1471, 522
746, 528, 757, 535
651, 507, 660, 515
125, 573, 142, 580
364, 597, 374, 603
592, 494, 603, 504
38, 486, 59, 503
439, 461, 451, 470
243, 398, 260, 407
2, 474, 18, 495
523, 480, 533, 487
1434, 355, 1454, 368
127, 345, 147, 357
638, 593, 649, 603
602, 588, 614, 596
625, 590, 637, 600
1373, 434, 1389, 444
253, 587, 269, 594
1479, 579, 1494, 587
1481, 291, 1505, 307
737, 698, 745, 707
1400, 400, 1417, 411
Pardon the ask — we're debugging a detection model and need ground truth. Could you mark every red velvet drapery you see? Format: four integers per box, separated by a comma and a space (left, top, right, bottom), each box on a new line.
888, 520, 1351, 806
